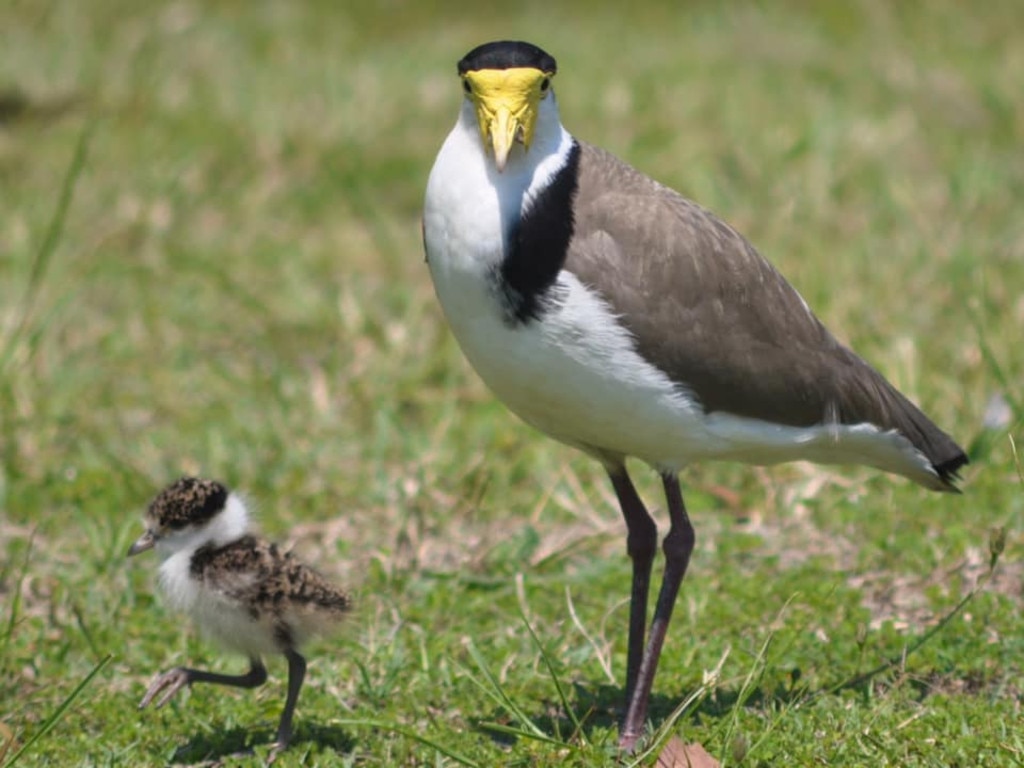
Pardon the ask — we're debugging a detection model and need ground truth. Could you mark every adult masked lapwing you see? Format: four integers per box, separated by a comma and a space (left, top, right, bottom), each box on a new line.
423, 40, 967, 750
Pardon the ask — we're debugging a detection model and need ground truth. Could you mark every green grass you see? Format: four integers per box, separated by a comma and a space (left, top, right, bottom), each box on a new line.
2, 0, 1022, 765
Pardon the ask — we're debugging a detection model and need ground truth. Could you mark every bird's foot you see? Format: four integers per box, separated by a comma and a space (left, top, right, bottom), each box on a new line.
139, 667, 192, 709
266, 738, 290, 764
618, 729, 641, 754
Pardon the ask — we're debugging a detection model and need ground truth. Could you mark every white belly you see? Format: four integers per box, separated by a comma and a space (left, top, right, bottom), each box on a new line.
158, 552, 279, 657
427, 258, 938, 486
429, 264, 705, 467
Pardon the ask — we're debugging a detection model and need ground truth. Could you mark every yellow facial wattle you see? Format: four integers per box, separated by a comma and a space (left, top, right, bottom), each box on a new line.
462, 67, 552, 172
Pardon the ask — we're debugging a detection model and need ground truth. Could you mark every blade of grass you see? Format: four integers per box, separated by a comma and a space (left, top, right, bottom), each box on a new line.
1, 532, 34, 659
0, 120, 93, 376
331, 719, 482, 767
966, 303, 1022, 419
3, 654, 112, 767
460, 639, 547, 740
475, 721, 574, 750
565, 585, 616, 685
516, 579, 585, 741
1009, 434, 1023, 485
718, 611, 784, 766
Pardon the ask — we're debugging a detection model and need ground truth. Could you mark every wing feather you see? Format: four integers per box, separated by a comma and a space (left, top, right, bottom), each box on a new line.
565, 142, 966, 482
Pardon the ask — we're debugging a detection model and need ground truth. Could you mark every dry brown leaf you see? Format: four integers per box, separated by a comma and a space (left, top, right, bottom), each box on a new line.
0, 722, 18, 763
656, 736, 720, 768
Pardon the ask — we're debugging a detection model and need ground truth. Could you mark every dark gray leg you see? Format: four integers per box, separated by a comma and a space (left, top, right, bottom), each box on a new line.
619, 473, 695, 752
139, 656, 267, 709
607, 466, 658, 726
274, 649, 307, 749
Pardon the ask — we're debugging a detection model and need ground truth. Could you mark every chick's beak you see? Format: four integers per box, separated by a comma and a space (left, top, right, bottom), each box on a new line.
128, 529, 156, 557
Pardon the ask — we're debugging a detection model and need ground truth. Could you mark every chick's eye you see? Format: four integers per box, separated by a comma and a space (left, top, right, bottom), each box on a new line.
540, 77, 550, 93
462, 79, 472, 95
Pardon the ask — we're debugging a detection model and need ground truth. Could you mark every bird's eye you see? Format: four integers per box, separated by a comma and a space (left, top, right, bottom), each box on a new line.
462, 79, 472, 95
540, 77, 550, 93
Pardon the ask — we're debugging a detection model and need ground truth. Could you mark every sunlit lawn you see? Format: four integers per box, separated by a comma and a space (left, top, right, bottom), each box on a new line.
2, 1, 1022, 765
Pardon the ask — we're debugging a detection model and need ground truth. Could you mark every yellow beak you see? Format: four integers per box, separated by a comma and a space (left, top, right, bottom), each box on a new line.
464, 67, 547, 174
489, 105, 519, 172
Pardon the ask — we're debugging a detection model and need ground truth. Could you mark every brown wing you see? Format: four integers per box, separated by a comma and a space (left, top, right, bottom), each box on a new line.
192, 536, 351, 618
565, 141, 966, 483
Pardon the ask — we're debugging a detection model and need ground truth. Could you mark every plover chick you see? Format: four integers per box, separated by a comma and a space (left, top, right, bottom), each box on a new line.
128, 477, 350, 751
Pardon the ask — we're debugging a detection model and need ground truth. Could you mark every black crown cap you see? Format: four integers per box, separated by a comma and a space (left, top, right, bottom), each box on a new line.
458, 41, 557, 75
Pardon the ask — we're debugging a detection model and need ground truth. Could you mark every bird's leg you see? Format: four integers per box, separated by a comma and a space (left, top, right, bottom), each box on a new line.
619, 473, 695, 752
139, 656, 268, 709
272, 649, 307, 751
607, 466, 658, 722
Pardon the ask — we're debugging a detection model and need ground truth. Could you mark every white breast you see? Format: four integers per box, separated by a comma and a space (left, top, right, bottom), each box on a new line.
424, 112, 710, 468
157, 548, 279, 657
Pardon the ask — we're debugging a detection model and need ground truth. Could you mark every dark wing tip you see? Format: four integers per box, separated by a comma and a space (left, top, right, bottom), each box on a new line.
934, 451, 969, 493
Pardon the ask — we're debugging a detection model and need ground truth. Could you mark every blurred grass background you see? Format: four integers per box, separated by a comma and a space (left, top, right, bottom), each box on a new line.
1, 0, 1022, 765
